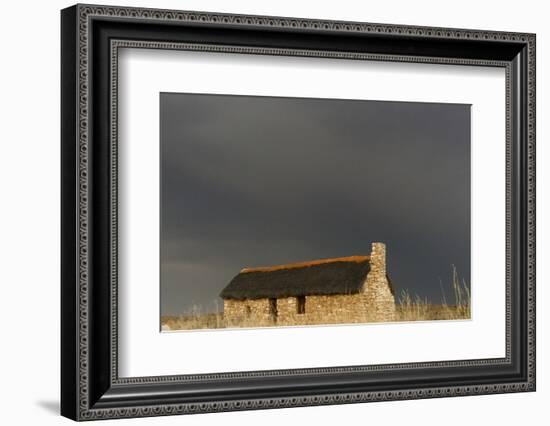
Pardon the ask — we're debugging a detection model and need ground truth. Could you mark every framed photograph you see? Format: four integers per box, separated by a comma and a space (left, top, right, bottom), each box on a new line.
61, 4, 536, 421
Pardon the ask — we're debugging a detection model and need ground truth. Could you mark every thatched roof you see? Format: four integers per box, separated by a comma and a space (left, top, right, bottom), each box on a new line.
220, 255, 392, 300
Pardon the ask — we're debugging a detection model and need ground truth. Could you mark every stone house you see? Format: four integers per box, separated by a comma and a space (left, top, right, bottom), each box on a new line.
220, 242, 396, 327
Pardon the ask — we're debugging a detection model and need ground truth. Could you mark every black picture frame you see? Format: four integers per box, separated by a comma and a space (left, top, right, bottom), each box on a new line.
61, 4, 536, 421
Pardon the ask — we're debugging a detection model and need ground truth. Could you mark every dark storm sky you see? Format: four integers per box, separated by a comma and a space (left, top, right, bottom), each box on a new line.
160, 93, 470, 316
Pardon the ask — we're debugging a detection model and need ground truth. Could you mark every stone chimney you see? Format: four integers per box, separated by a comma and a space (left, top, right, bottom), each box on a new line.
364, 242, 395, 322
370, 242, 386, 276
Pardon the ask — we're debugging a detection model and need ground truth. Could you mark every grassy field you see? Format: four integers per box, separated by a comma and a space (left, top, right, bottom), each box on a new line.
396, 266, 470, 321
161, 303, 469, 331
161, 266, 470, 331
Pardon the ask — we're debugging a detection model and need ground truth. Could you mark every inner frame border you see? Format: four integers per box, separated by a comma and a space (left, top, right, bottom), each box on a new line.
111, 40, 510, 383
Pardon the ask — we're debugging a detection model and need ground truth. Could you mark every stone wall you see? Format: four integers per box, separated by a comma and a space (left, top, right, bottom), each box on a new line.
275, 296, 301, 325
294, 294, 371, 325
224, 291, 395, 327
275, 294, 369, 326
224, 294, 373, 327
223, 298, 274, 327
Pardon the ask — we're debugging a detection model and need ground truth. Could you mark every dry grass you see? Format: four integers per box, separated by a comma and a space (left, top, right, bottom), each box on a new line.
397, 265, 470, 322
161, 265, 470, 331
162, 312, 224, 331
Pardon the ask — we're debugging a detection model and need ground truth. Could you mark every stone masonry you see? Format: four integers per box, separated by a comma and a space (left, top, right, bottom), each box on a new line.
363, 243, 396, 322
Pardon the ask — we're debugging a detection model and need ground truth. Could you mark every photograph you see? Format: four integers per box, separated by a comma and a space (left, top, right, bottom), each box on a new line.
160, 93, 472, 331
